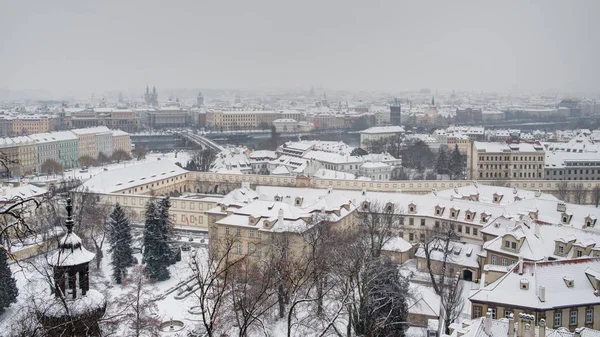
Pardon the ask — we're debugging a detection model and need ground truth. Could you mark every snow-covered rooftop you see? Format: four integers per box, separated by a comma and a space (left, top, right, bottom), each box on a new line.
470, 258, 600, 310
79, 160, 188, 193
360, 126, 405, 134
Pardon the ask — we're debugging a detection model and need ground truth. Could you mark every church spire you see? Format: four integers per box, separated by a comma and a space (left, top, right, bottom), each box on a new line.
65, 198, 74, 234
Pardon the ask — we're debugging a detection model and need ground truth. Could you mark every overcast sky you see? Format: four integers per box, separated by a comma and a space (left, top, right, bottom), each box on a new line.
1, 0, 599, 98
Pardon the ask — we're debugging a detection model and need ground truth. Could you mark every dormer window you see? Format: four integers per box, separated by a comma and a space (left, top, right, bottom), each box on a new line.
465, 209, 476, 222
295, 196, 304, 206
408, 202, 417, 214
385, 202, 394, 213
362, 200, 370, 211
435, 204, 445, 216
528, 209, 539, 220
561, 212, 573, 224
585, 215, 597, 228
493, 193, 503, 204
480, 212, 490, 223
563, 276, 574, 288
274, 194, 282, 202
450, 207, 460, 219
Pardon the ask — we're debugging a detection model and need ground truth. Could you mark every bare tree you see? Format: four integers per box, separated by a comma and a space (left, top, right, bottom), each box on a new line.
187, 149, 216, 172
70, 188, 112, 269
228, 259, 278, 337
133, 145, 147, 161
190, 236, 247, 337
557, 181, 569, 202
111, 149, 132, 163
355, 200, 403, 258
115, 266, 160, 337
78, 155, 97, 168
333, 229, 411, 337
41, 159, 63, 175
572, 183, 588, 204
593, 185, 600, 208
421, 225, 465, 334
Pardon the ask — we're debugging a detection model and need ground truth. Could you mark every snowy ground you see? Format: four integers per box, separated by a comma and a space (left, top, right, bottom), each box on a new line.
0, 238, 204, 336
1, 252, 476, 336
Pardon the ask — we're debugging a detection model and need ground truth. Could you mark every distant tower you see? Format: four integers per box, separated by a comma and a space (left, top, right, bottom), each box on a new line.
197, 92, 204, 106
321, 92, 329, 107
144, 85, 150, 104
151, 86, 158, 106
309, 86, 316, 96
431, 96, 435, 106
38, 199, 106, 336
118, 92, 124, 104
390, 98, 401, 126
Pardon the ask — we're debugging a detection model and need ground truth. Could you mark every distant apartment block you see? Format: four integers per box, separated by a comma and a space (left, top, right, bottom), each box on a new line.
545, 151, 600, 181
0, 115, 56, 136
206, 110, 304, 131
472, 142, 545, 180
60, 108, 141, 133
456, 108, 482, 124
147, 107, 191, 129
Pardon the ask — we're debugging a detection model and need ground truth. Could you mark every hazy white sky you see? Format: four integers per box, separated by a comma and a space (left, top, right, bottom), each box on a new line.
1, 0, 599, 97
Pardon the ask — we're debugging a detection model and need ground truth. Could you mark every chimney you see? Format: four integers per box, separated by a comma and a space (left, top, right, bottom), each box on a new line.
483, 309, 492, 335
508, 313, 515, 337
524, 322, 532, 337
538, 286, 545, 302
278, 208, 284, 223
535, 189, 541, 197
518, 313, 535, 337
539, 318, 546, 337
518, 255, 524, 275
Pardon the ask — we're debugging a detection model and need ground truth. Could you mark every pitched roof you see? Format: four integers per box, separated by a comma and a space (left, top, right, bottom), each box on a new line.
469, 258, 600, 310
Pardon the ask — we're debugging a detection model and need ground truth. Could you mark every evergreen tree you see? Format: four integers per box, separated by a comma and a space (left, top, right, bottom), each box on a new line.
435, 146, 449, 175
107, 203, 134, 284
0, 247, 18, 314
142, 199, 170, 281
449, 144, 465, 180
157, 196, 176, 265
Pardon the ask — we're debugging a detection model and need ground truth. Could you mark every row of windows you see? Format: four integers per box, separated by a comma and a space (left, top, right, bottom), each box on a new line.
230, 242, 263, 256
473, 307, 593, 326
549, 169, 600, 175
224, 227, 264, 240
479, 172, 542, 178
490, 255, 512, 266
555, 309, 594, 326
480, 164, 542, 170
479, 155, 544, 162
557, 245, 585, 257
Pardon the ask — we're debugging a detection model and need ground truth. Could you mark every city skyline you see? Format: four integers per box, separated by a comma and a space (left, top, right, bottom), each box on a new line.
1, 0, 600, 99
